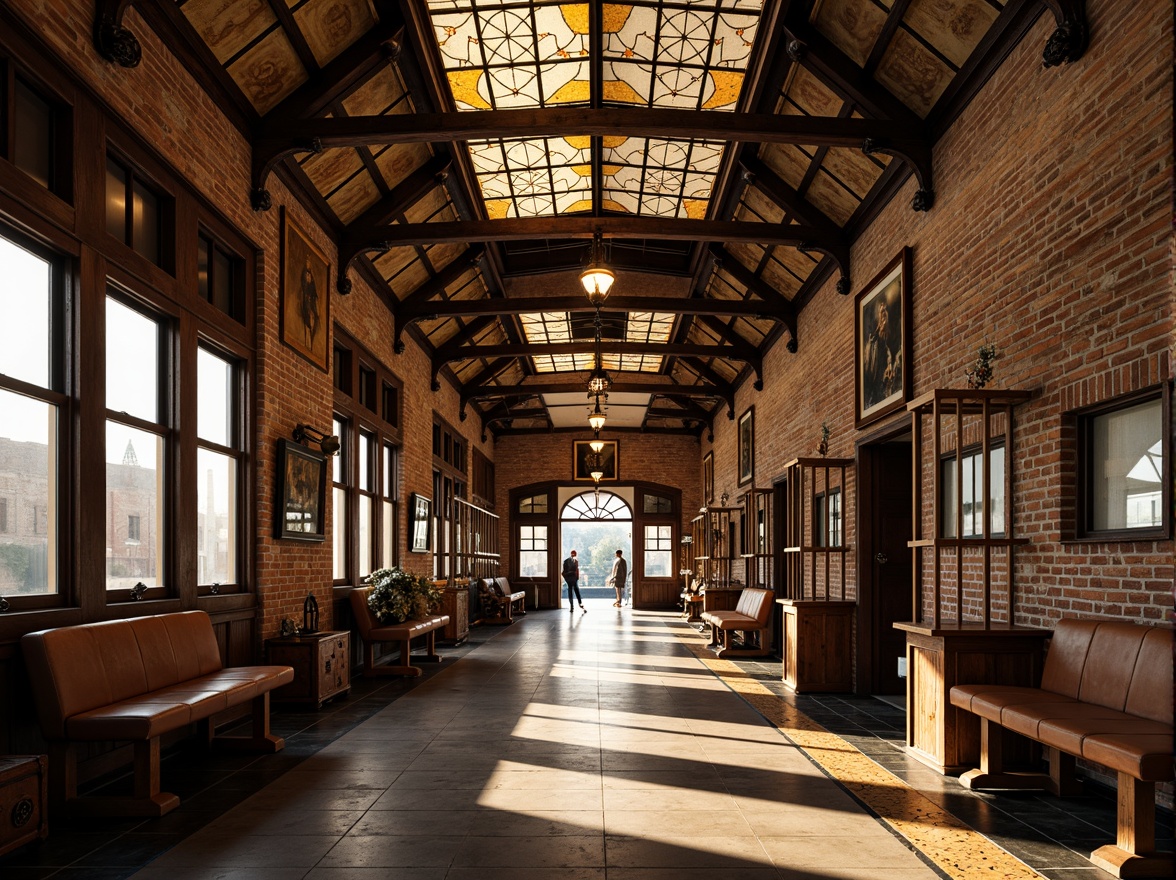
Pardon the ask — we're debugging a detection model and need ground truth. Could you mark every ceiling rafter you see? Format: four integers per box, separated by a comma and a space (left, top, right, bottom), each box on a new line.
399, 294, 791, 323
707, 245, 799, 340
336, 153, 453, 293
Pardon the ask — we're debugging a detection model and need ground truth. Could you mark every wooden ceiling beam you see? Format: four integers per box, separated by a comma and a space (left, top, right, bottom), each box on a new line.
436, 342, 760, 373
260, 107, 924, 149
400, 294, 790, 322
461, 380, 733, 413
346, 216, 842, 250
707, 245, 800, 337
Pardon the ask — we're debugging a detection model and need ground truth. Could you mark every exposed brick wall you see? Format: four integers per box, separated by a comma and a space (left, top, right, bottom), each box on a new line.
703, 0, 1172, 628
494, 432, 702, 558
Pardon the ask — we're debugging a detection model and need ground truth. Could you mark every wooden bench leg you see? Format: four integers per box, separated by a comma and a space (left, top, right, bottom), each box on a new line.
50, 739, 181, 818
419, 629, 443, 663
212, 692, 286, 753
960, 718, 1057, 792
1090, 775, 1173, 879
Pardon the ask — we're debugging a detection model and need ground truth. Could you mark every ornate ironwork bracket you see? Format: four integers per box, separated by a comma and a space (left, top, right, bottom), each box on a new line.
336, 240, 391, 295
786, 335, 798, 354
94, 0, 141, 68
1041, 0, 1088, 68
863, 137, 934, 212
250, 138, 323, 212
797, 241, 852, 294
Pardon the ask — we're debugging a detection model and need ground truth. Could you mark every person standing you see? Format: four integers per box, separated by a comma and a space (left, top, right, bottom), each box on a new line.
607, 549, 628, 607
562, 549, 585, 612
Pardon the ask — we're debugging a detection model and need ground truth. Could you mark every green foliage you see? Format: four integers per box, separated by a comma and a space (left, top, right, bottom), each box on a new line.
365, 567, 442, 624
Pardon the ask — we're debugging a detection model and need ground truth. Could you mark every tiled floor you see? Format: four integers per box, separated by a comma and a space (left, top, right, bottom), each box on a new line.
1, 603, 1170, 879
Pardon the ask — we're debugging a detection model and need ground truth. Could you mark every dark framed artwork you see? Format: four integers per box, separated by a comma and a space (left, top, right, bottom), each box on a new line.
276, 439, 326, 541
409, 493, 432, 553
855, 247, 912, 427
281, 208, 330, 372
573, 440, 618, 482
737, 406, 754, 486
702, 450, 714, 504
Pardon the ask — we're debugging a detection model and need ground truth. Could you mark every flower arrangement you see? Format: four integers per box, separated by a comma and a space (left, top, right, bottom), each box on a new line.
965, 343, 1000, 390
365, 567, 442, 624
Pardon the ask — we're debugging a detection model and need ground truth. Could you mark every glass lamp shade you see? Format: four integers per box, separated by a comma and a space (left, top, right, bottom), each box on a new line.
580, 265, 615, 305
589, 440, 605, 454
587, 366, 612, 396
590, 468, 604, 482
588, 410, 607, 432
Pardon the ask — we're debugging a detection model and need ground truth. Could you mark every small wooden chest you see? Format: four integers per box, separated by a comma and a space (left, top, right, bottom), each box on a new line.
266, 631, 351, 708
0, 755, 48, 858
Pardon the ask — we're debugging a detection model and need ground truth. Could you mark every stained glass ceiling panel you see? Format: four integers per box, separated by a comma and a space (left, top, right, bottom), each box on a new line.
470, 137, 593, 218
427, 0, 763, 217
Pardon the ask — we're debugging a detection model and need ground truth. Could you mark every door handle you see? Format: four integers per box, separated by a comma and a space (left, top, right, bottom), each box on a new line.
875, 553, 888, 564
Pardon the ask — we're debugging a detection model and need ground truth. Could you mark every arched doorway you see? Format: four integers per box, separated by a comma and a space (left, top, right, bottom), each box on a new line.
560, 491, 632, 602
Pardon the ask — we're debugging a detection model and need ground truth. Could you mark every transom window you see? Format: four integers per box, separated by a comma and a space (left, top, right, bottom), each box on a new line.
563, 491, 631, 520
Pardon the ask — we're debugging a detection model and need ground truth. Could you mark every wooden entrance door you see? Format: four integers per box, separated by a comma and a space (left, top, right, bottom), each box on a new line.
860, 441, 912, 694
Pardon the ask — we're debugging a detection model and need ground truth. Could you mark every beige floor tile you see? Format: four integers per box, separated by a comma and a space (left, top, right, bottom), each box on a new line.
451, 834, 606, 867
316, 834, 465, 868
604, 834, 772, 868
759, 833, 932, 869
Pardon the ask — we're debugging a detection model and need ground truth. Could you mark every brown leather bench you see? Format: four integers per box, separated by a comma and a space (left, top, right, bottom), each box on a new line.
350, 586, 449, 676
950, 619, 1173, 878
700, 587, 774, 658
475, 576, 526, 624
21, 611, 293, 818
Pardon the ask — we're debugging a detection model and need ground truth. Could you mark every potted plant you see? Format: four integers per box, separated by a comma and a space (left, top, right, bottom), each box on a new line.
365, 567, 442, 623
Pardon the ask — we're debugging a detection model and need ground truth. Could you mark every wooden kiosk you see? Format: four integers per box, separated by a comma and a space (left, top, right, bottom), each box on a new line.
895, 389, 1051, 774
778, 457, 855, 693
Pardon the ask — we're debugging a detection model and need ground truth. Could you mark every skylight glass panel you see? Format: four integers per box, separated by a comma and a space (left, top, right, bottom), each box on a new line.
602, 138, 722, 217
520, 312, 572, 344
603, 1, 761, 110
470, 138, 592, 218
431, 0, 589, 110
625, 311, 675, 344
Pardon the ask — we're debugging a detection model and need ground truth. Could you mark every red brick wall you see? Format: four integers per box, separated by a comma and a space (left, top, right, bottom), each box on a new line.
494, 431, 702, 557
704, 0, 1173, 625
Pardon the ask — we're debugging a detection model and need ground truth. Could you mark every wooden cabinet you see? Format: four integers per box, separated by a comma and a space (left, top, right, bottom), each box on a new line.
438, 585, 470, 643
266, 631, 351, 708
0, 755, 47, 858
778, 599, 855, 693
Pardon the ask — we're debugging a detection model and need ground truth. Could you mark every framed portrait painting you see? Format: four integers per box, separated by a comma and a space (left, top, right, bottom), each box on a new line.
855, 247, 912, 427
276, 439, 326, 541
409, 493, 432, 553
573, 440, 618, 482
737, 406, 754, 486
702, 451, 714, 504
281, 208, 330, 372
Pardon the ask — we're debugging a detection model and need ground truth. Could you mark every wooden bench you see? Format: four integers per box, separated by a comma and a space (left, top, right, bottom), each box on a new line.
475, 576, 526, 625
700, 587, 774, 658
350, 586, 449, 676
20, 611, 293, 818
950, 619, 1173, 879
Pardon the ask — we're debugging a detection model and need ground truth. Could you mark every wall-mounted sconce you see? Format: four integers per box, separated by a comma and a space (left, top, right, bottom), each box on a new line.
292, 423, 340, 456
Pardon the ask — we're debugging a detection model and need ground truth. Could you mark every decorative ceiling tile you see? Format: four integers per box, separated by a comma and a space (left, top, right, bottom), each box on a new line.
325, 171, 381, 223
784, 65, 845, 117
341, 66, 412, 116
758, 257, 803, 298
226, 29, 307, 113
905, 0, 1000, 69
813, 0, 889, 67
757, 142, 812, 190
820, 146, 885, 199
875, 28, 953, 117
182, 0, 276, 64
293, 0, 378, 67
300, 147, 366, 197
803, 170, 858, 225
372, 144, 433, 190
